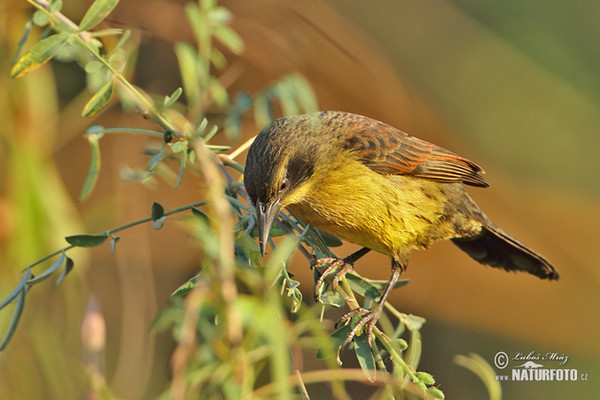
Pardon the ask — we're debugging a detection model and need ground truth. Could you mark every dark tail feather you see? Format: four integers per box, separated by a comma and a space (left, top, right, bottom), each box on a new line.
452, 225, 559, 280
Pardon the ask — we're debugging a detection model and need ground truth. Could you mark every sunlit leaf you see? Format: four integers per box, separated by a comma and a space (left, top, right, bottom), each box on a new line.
319, 291, 346, 308
50, 0, 63, 12
11, 32, 70, 78
170, 141, 186, 153
454, 353, 500, 400
79, 0, 120, 31
65, 233, 109, 247
174, 42, 200, 104
82, 79, 114, 117
213, 25, 244, 54
209, 6, 232, 24
415, 371, 435, 385
27, 252, 65, 285
404, 314, 426, 331
163, 86, 183, 108
32, 10, 49, 27
171, 274, 200, 297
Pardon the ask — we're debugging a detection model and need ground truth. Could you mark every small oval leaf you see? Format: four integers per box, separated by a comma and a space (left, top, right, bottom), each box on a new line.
151, 202, 164, 221
11, 32, 70, 78
56, 256, 74, 285
27, 253, 65, 285
79, 0, 120, 31
65, 233, 108, 247
82, 80, 114, 117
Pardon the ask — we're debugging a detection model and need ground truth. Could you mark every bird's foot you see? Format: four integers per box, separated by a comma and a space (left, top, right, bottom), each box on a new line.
336, 304, 383, 351
311, 257, 354, 301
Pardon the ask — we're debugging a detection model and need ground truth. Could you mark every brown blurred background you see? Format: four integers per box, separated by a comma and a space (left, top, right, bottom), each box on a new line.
1, 0, 599, 398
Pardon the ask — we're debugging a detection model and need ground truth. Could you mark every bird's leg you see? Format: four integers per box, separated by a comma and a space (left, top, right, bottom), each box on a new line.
337, 259, 404, 349
311, 247, 371, 301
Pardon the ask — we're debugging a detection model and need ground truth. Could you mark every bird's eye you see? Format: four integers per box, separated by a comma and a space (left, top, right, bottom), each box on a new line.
278, 178, 289, 192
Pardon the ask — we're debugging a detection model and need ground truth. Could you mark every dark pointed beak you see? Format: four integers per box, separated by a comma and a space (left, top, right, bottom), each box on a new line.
256, 199, 282, 256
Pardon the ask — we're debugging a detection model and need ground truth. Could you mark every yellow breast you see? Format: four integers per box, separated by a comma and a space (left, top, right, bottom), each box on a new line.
284, 158, 453, 258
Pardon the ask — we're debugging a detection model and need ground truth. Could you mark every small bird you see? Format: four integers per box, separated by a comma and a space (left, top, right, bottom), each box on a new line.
244, 111, 558, 346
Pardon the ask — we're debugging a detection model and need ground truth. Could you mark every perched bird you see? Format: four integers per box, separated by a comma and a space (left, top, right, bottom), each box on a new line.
244, 111, 558, 346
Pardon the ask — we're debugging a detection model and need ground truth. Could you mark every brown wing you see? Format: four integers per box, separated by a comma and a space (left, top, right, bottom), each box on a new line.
341, 113, 489, 187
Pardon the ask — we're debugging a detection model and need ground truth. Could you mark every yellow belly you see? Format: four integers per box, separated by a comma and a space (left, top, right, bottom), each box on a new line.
284, 160, 460, 258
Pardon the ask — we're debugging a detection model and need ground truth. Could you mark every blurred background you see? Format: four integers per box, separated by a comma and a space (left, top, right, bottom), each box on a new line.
1, 0, 599, 398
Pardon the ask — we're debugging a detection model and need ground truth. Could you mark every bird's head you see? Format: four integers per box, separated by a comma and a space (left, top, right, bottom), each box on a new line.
244, 115, 329, 255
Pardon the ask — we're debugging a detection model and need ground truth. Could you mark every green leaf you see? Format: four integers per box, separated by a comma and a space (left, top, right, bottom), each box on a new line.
404, 314, 426, 331
368, 278, 410, 291
0, 288, 26, 351
163, 87, 183, 108
56, 256, 74, 285
32, 10, 49, 27
171, 274, 200, 297
78, 133, 102, 202
50, 0, 63, 12
405, 329, 422, 370
391, 338, 408, 351
175, 151, 186, 190
319, 291, 346, 308
253, 93, 273, 128
65, 233, 109, 247
11, 32, 70, 78
170, 141, 186, 153
427, 388, 445, 399
213, 25, 244, 54
151, 201, 165, 221
0, 269, 32, 311
27, 253, 65, 285
209, 6, 232, 24
79, 0, 120, 31
235, 233, 262, 266
82, 80, 114, 117
191, 207, 210, 222
174, 42, 200, 104
354, 332, 376, 382
415, 371, 435, 385
203, 125, 219, 141
454, 353, 501, 400
288, 73, 318, 113
346, 274, 382, 301
316, 323, 353, 360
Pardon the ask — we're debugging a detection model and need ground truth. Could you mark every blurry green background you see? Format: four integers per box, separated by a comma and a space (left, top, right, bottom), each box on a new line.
1, 0, 599, 398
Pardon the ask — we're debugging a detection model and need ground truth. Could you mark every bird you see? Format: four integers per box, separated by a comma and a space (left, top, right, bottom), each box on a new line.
243, 111, 558, 348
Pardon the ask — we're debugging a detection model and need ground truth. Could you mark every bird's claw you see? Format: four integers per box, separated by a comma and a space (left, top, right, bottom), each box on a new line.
336, 306, 381, 352
311, 257, 354, 301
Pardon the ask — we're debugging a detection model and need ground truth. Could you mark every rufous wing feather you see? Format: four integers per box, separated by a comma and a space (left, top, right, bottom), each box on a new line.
341, 114, 489, 187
